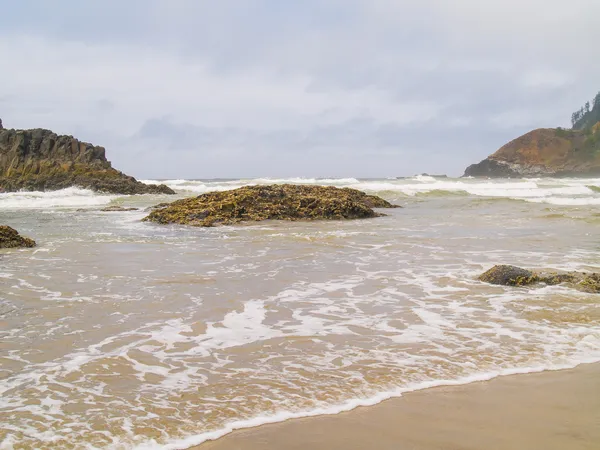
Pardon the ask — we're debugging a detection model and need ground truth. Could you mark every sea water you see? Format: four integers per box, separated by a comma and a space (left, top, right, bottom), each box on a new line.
1, 176, 599, 449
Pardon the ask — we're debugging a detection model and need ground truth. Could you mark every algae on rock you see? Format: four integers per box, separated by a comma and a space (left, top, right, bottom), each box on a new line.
479, 265, 599, 293
143, 184, 399, 227
0, 225, 36, 249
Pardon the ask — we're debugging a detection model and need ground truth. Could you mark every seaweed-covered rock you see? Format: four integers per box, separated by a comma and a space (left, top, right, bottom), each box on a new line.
478, 265, 538, 286
0, 225, 36, 248
0, 128, 175, 195
143, 184, 399, 227
479, 265, 600, 293
577, 273, 600, 293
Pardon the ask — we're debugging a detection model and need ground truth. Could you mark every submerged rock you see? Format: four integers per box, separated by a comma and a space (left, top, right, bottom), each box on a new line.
0, 225, 36, 248
479, 265, 538, 286
0, 128, 175, 195
143, 184, 399, 227
479, 265, 599, 293
101, 206, 139, 212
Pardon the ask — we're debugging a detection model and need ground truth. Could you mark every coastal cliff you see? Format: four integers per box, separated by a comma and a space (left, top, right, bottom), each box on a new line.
0, 127, 174, 194
464, 92, 600, 178
464, 126, 600, 177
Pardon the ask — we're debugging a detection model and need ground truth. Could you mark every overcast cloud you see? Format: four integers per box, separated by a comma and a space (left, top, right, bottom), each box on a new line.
1, 0, 599, 178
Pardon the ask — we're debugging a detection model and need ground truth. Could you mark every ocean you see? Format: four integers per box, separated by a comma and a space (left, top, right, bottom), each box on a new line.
1, 176, 599, 449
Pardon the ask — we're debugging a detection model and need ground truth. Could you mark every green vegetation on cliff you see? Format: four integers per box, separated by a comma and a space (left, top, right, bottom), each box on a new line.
144, 184, 399, 227
464, 89, 600, 177
571, 92, 600, 130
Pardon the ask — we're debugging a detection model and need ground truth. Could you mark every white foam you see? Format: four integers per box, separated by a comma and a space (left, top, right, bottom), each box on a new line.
140, 179, 188, 186
136, 360, 600, 450
0, 187, 116, 209
8, 178, 594, 208
523, 196, 600, 206
140, 177, 362, 194
2, 177, 599, 209
412, 175, 437, 182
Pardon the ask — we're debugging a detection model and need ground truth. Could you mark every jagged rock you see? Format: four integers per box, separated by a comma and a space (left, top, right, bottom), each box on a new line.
464, 126, 600, 178
100, 206, 139, 212
0, 225, 36, 249
479, 265, 538, 286
0, 128, 175, 195
143, 184, 399, 227
0, 119, 3, 130
479, 265, 599, 293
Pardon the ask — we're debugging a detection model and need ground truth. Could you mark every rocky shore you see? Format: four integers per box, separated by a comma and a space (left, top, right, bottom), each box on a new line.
143, 184, 399, 227
479, 265, 600, 293
0, 225, 36, 249
0, 128, 175, 195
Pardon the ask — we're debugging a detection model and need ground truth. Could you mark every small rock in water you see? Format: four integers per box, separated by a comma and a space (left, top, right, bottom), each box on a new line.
101, 206, 139, 212
478, 265, 537, 286
479, 265, 600, 293
0, 225, 36, 249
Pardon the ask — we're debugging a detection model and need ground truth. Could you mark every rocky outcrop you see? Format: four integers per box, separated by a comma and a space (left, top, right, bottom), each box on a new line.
0, 226, 36, 249
143, 184, 399, 227
0, 128, 175, 195
464, 126, 600, 178
479, 265, 599, 293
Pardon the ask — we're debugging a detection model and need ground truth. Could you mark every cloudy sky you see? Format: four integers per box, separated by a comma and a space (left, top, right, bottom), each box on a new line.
1, 0, 599, 178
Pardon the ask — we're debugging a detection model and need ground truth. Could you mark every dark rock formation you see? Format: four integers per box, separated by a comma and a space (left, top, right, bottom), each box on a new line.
479, 265, 599, 293
0, 128, 175, 195
0, 119, 3, 130
0, 225, 36, 249
464, 125, 600, 178
479, 265, 537, 286
143, 184, 399, 227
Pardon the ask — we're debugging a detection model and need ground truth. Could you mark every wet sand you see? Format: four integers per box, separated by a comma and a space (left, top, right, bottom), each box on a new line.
196, 363, 600, 450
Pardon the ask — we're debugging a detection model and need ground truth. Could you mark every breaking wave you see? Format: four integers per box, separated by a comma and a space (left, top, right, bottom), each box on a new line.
0, 187, 117, 209
2, 177, 598, 211
141, 177, 600, 206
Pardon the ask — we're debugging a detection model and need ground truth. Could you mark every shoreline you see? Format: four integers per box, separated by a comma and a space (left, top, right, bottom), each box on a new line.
188, 362, 600, 450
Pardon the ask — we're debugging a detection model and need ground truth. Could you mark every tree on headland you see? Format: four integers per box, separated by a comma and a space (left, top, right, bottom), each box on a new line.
572, 91, 600, 130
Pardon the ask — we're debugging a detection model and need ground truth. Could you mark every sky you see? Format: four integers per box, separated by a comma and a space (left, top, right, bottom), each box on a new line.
1, 0, 599, 178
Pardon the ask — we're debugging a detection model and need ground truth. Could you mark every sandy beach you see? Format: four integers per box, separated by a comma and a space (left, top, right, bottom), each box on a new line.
196, 363, 600, 450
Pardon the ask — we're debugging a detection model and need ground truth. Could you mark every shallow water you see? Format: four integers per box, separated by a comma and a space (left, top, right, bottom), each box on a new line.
1, 176, 599, 449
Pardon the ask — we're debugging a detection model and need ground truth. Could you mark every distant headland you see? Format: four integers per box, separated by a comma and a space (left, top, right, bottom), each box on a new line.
464, 91, 600, 177
0, 123, 174, 195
